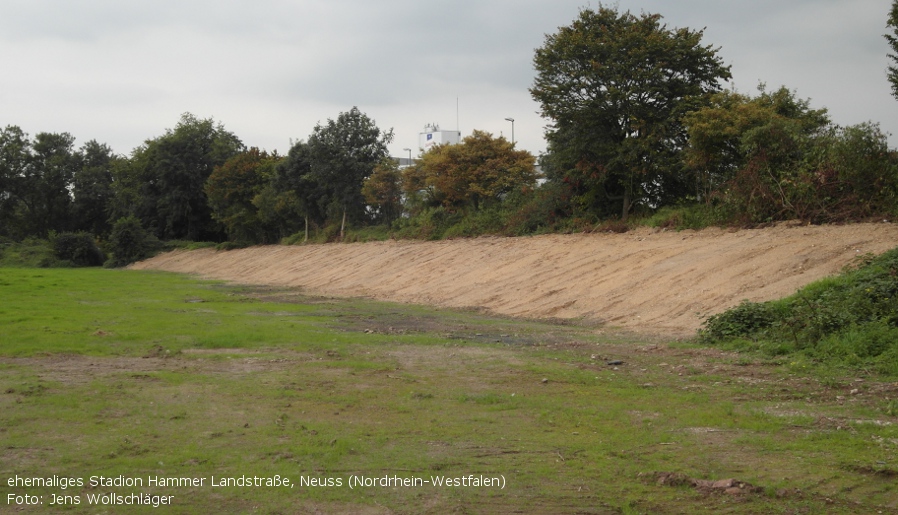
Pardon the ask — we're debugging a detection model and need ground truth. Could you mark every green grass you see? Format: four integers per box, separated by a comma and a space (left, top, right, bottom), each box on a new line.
2, 268, 898, 513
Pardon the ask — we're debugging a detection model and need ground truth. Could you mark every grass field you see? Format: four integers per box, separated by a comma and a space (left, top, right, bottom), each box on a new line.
1, 268, 898, 514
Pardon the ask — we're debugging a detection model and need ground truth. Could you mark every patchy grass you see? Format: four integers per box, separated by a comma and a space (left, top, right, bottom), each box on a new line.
1, 268, 898, 513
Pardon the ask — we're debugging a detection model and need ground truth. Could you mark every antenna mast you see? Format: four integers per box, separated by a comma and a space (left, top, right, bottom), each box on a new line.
456, 97, 460, 137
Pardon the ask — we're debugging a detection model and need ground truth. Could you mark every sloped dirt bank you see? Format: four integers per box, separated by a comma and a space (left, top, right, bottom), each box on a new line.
130, 222, 898, 337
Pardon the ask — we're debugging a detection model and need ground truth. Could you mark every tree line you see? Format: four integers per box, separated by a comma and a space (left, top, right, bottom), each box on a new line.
3, 4, 898, 266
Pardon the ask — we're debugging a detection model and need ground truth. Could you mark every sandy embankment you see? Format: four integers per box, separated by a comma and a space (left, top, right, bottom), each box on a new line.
131, 223, 898, 337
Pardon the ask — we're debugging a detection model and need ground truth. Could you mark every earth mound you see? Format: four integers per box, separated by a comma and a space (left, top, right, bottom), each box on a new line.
130, 222, 898, 336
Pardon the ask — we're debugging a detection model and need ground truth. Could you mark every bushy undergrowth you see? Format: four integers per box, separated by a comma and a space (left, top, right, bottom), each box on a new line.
0, 237, 61, 267
105, 216, 162, 267
51, 232, 105, 267
643, 203, 731, 230
701, 247, 898, 374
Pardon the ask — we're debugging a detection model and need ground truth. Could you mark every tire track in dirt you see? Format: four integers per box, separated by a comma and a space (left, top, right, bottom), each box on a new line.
130, 222, 898, 337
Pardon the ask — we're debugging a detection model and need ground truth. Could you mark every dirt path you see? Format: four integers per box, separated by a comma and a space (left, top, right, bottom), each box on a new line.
131, 222, 898, 337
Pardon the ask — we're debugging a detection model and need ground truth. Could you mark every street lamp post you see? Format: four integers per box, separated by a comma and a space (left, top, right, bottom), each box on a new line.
403, 148, 412, 167
504, 117, 515, 145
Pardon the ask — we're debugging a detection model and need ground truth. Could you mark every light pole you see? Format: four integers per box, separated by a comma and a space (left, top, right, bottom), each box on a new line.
403, 148, 412, 167
504, 117, 515, 145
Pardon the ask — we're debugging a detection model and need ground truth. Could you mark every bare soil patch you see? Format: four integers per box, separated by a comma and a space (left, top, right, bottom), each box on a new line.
132, 222, 898, 337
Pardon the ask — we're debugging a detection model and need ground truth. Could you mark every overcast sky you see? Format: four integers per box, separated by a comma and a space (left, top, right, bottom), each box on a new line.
2, 0, 896, 159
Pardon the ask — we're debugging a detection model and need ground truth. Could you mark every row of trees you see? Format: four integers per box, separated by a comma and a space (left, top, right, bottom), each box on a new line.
4, 4, 898, 261
0, 128, 119, 239
208, 125, 538, 244
0, 107, 538, 249
0, 114, 244, 243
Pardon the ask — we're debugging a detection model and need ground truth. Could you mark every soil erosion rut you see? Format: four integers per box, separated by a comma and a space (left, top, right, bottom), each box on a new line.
131, 223, 898, 337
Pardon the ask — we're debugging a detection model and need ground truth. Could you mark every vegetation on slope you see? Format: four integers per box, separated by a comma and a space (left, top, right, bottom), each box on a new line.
701, 247, 898, 375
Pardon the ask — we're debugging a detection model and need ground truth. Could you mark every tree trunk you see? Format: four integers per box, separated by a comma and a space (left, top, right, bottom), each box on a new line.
340, 209, 346, 240
621, 188, 631, 222
304, 216, 308, 243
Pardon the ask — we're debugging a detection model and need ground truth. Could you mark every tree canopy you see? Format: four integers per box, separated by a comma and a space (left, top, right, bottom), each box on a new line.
115, 113, 244, 241
306, 107, 393, 236
0, 127, 118, 240
403, 130, 538, 211
205, 147, 281, 244
531, 6, 731, 219
887, 0, 898, 99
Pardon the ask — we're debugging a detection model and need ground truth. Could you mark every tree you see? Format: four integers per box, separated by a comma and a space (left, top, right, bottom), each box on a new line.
26, 132, 79, 235
0, 126, 32, 239
683, 85, 898, 223
887, 0, 898, 99
306, 107, 393, 238
362, 159, 404, 224
403, 130, 538, 211
682, 86, 829, 200
531, 6, 731, 220
120, 113, 244, 241
205, 148, 281, 243
263, 140, 327, 242
0, 128, 115, 239
72, 140, 117, 236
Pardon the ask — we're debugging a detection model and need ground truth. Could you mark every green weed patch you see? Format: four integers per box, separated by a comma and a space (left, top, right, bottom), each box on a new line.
701, 246, 898, 376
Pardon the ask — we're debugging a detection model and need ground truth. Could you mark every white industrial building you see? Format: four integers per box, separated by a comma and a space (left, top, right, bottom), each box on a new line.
418, 123, 461, 154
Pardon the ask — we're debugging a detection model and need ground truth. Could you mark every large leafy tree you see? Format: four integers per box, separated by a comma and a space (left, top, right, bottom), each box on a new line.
23, 132, 79, 236
0, 128, 117, 239
0, 126, 32, 238
72, 140, 117, 236
887, 0, 898, 99
205, 147, 281, 244
403, 130, 538, 211
306, 107, 393, 237
260, 140, 327, 242
117, 113, 244, 240
531, 6, 731, 219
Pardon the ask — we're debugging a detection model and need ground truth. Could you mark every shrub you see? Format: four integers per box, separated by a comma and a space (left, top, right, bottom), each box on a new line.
502, 183, 573, 236
392, 207, 463, 240
700, 300, 780, 341
50, 232, 105, 267
216, 241, 251, 251
644, 203, 730, 231
106, 216, 159, 267
813, 322, 898, 361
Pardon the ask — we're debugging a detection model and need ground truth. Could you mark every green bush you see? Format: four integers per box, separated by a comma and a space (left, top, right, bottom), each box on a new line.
502, 184, 573, 236
813, 322, 898, 361
216, 241, 251, 251
443, 207, 506, 239
392, 207, 463, 240
0, 238, 57, 267
701, 246, 898, 374
106, 216, 160, 267
51, 232, 105, 267
700, 300, 780, 341
644, 203, 729, 231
